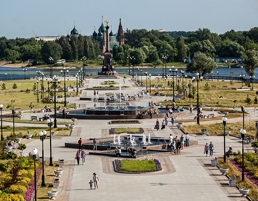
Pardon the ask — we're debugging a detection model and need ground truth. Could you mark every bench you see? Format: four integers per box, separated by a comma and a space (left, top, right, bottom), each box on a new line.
31, 116, 37, 121
228, 175, 236, 187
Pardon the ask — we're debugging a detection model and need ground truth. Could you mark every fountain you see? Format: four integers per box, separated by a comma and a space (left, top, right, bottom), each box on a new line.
148, 133, 152, 144
117, 135, 121, 145
142, 133, 147, 145
113, 134, 117, 145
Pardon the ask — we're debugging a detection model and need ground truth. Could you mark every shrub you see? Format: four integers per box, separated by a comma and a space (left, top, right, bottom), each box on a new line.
0, 163, 10, 172
6, 184, 27, 194
5, 152, 18, 160
17, 177, 31, 188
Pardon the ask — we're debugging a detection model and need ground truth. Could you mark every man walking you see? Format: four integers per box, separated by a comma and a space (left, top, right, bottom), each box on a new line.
209, 141, 214, 156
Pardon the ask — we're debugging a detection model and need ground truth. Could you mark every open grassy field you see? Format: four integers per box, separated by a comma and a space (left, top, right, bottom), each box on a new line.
0, 80, 76, 110
142, 78, 258, 107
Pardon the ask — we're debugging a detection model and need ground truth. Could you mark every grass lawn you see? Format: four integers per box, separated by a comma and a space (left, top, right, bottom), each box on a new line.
120, 159, 156, 172
217, 158, 258, 201
2, 126, 70, 139
0, 80, 76, 110
37, 162, 59, 201
142, 79, 258, 107
182, 120, 256, 137
110, 127, 144, 134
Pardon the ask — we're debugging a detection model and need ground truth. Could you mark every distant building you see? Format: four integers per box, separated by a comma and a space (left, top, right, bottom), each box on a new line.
92, 18, 124, 55
34, 35, 61, 41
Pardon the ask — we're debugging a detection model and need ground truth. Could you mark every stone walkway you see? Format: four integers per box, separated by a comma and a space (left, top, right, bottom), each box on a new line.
17, 76, 255, 201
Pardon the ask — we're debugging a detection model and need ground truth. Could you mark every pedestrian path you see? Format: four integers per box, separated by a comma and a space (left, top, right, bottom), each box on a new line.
18, 76, 256, 201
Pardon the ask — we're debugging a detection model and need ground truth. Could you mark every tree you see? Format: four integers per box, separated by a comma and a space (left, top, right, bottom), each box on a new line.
186, 52, 217, 75
4, 49, 20, 63
189, 40, 216, 58
243, 50, 258, 76
176, 36, 187, 62
12, 83, 17, 89
219, 40, 245, 57
41, 41, 62, 63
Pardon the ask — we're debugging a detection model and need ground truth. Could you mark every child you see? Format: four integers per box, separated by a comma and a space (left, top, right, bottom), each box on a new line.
89, 180, 93, 189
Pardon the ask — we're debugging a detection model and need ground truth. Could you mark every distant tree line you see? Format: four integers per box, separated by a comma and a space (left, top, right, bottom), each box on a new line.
0, 27, 258, 69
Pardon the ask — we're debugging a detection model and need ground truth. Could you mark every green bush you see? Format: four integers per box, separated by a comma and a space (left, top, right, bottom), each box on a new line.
5, 152, 18, 160
6, 184, 26, 194
0, 163, 10, 172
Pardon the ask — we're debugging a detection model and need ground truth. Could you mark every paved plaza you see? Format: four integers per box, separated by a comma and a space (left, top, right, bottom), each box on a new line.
13, 76, 255, 201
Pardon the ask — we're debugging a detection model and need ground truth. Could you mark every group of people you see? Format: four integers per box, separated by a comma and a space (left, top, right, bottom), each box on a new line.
204, 142, 214, 157
154, 115, 175, 131
75, 149, 86, 165
168, 134, 189, 154
77, 138, 100, 190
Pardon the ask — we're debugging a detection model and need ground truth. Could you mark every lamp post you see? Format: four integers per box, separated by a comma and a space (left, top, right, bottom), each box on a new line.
47, 80, 50, 98
196, 73, 200, 125
36, 80, 39, 103
50, 76, 60, 128
240, 127, 246, 181
12, 109, 15, 135
140, 69, 143, 85
60, 68, 69, 107
37, 71, 44, 100
217, 71, 219, 81
145, 72, 148, 92
0, 104, 3, 141
81, 56, 87, 80
127, 56, 131, 75
222, 117, 227, 163
129, 56, 136, 78
149, 74, 152, 93
23, 68, 27, 80
47, 118, 54, 166
75, 73, 79, 96
169, 67, 177, 104
240, 106, 245, 181
162, 55, 167, 77
31, 148, 38, 201
39, 131, 46, 186
48, 56, 53, 78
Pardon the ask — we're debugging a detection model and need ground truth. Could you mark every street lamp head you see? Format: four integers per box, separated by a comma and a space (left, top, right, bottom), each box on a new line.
47, 118, 53, 124
240, 128, 246, 135
149, 74, 151, 77
222, 116, 227, 123
31, 148, 38, 156
0, 104, 3, 108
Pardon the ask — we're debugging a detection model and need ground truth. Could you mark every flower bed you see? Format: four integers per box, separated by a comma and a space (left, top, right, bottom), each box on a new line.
109, 127, 144, 134
24, 167, 42, 201
108, 120, 141, 124
114, 159, 162, 173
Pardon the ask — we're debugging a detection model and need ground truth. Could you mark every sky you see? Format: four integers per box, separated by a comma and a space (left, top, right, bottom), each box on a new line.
1, 0, 258, 39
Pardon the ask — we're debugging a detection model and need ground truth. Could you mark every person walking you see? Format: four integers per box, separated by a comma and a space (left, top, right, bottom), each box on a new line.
81, 149, 86, 165
185, 133, 190, 147
171, 116, 175, 126
93, 173, 99, 189
93, 138, 97, 151
75, 150, 81, 165
155, 119, 160, 130
204, 143, 209, 157
209, 142, 214, 156
78, 138, 83, 150
180, 135, 185, 150
164, 116, 168, 126
161, 120, 165, 130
